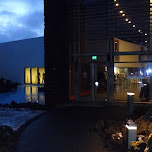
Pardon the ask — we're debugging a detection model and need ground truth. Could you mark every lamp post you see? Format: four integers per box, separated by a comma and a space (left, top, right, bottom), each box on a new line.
127, 92, 135, 116
126, 120, 137, 149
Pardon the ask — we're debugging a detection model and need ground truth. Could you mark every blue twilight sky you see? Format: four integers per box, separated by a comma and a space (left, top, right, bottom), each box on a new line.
0, 0, 44, 43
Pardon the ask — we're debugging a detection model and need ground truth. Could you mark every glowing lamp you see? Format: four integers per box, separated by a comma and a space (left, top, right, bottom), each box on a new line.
119, 10, 123, 13
127, 92, 134, 96
128, 21, 131, 24
125, 18, 129, 21
133, 25, 136, 28
122, 13, 125, 16
95, 81, 99, 87
115, 3, 119, 6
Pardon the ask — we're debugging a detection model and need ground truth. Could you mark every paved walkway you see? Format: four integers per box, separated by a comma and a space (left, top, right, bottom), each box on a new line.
13, 105, 127, 152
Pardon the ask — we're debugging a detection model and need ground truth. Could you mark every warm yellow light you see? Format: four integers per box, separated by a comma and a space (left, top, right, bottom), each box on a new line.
127, 92, 134, 96
25, 68, 31, 84
122, 13, 125, 16
115, 41, 117, 43
115, 3, 119, 6
119, 10, 123, 13
125, 18, 129, 21
126, 124, 137, 130
133, 25, 136, 28
114, 0, 117, 2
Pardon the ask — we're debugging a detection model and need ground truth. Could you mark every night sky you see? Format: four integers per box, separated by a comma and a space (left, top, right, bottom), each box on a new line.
0, 0, 44, 43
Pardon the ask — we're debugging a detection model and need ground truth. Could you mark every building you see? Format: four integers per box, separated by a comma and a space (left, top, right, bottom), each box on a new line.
0, 37, 44, 84
44, 0, 152, 108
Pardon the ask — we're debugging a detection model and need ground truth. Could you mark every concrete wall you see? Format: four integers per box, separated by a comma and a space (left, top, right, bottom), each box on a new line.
0, 37, 44, 84
115, 38, 147, 67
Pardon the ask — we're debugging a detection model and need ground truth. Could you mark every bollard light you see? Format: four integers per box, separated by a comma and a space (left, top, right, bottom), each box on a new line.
126, 120, 137, 149
127, 92, 134, 116
127, 92, 135, 96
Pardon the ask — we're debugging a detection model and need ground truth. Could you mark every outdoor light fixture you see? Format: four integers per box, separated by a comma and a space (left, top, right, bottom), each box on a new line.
144, 84, 147, 86
126, 124, 137, 130
127, 93, 134, 116
125, 18, 129, 21
122, 13, 125, 16
114, 0, 117, 2
133, 25, 136, 27
126, 120, 137, 149
145, 33, 147, 35
138, 30, 141, 32
128, 21, 131, 23
145, 40, 148, 43
127, 92, 135, 96
119, 10, 123, 13
115, 41, 117, 43
95, 82, 99, 87
115, 3, 119, 6
138, 82, 142, 84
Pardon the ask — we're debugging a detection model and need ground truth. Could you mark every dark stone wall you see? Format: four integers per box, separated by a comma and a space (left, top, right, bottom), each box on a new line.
44, 0, 70, 109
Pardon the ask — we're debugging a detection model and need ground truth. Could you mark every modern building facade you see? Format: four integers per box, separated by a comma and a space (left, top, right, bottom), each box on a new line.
45, 0, 152, 108
0, 37, 44, 84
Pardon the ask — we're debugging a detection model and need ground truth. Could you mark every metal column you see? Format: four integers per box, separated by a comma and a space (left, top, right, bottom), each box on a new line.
74, 63, 80, 101
90, 63, 97, 101
107, 0, 115, 103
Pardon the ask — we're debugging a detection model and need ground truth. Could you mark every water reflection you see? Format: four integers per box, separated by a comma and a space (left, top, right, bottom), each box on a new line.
0, 85, 45, 105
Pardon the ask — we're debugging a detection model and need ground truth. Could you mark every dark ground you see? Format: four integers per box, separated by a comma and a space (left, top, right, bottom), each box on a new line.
13, 104, 127, 152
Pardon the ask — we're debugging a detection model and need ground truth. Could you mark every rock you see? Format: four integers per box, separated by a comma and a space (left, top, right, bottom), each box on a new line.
135, 117, 149, 135
130, 141, 146, 152
10, 101, 18, 108
96, 120, 104, 136
148, 133, 152, 150
0, 126, 14, 142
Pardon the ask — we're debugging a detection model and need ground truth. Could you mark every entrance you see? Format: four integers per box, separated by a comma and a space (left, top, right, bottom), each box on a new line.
73, 63, 107, 101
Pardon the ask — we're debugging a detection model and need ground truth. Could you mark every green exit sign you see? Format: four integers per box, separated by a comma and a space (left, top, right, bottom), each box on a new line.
92, 56, 97, 60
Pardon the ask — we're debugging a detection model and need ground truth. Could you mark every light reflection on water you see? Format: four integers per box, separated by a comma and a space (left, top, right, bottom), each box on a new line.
0, 85, 45, 105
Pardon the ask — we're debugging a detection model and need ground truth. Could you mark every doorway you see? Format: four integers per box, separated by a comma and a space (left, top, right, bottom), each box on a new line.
73, 63, 107, 101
